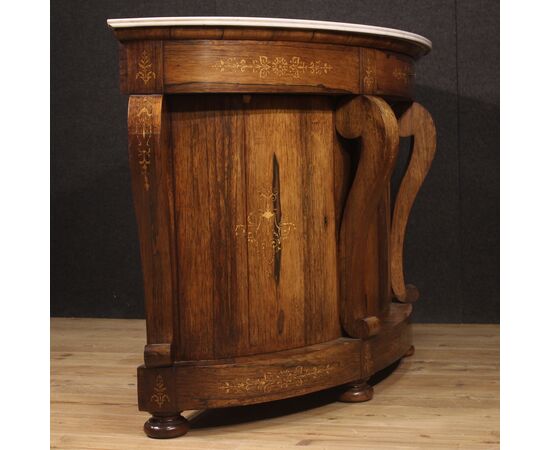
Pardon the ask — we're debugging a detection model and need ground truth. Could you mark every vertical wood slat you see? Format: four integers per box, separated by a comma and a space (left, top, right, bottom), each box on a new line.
364, 184, 392, 319
379, 185, 392, 317
172, 97, 213, 361
127, 95, 176, 367
208, 97, 250, 359
171, 96, 249, 361
171, 95, 340, 360
244, 96, 305, 353
242, 96, 340, 353
300, 98, 341, 345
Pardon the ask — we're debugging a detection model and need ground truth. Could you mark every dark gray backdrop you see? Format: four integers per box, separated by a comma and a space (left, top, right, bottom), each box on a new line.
52, 1, 499, 323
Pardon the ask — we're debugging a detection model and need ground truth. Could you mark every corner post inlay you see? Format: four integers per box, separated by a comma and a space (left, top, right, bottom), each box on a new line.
136, 49, 157, 85
121, 41, 163, 94
128, 95, 177, 368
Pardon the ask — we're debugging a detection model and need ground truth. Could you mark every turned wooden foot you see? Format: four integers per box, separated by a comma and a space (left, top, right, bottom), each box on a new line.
144, 413, 190, 439
404, 345, 415, 357
338, 380, 374, 403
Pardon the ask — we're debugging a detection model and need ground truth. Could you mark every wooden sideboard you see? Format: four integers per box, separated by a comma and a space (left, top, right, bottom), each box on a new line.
108, 16, 436, 439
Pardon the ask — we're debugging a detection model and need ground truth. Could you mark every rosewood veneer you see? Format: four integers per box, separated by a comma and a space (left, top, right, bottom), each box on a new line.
107, 16, 436, 439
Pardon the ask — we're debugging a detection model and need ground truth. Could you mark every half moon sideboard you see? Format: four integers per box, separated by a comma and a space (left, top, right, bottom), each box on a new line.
107, 16, 437, 439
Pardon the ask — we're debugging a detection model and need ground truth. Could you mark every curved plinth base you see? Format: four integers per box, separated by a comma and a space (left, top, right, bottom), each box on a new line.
144, 413, 189, 439
338, 380, 374, 403
137, 303, 413, 438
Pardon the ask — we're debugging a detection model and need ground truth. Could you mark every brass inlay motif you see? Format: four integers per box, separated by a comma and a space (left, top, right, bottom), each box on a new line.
211, 56, 333, 79
392, 67, 415, 83
136, 50, 156, 85
135, 98, 153, 191
150, 375, 170, 407
363, 67, 375, 90
363, 52, 376, 90
221, 364, 334, 394
235, 190, 296, 266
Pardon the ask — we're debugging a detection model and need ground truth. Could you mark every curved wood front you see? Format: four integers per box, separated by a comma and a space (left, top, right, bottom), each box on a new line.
171, 94, 341, 361
112, 21, 436, 437
118, 39, 415, 98
137, 303, 412, 412
112, 24, 429, 58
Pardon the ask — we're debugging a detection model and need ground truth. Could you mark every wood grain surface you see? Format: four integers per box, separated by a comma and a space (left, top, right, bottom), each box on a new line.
112, 26, 429, 59
111, 27, 441, 441
170, 95, 340, 361
391, 103, 437, 303
127, 95, 177, 368
123, 93, 437, 437
163, 40, 360, 94
117, 37, 417, 97
133, 303, 410, 414
51, 318, 500, 449
335, 96, 399, 339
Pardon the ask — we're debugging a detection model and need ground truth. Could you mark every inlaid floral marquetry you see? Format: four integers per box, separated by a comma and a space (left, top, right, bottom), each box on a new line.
136, 50, 157, 85
220, 364, 334, 394
235, 190, 296, 266
362, 51, 376, 90
134, 98, 153, 191
363, 68, 375, 89
392, 67, 415, 83
211, 56, 333, 79
150, 375, 170, 408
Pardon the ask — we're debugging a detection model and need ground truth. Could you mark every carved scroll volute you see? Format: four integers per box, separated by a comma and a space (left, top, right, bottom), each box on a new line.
391, 102, 437, 303
335, 96, 399, 339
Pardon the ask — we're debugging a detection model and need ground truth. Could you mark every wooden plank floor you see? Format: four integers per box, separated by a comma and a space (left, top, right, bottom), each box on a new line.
51, 319, 499, 449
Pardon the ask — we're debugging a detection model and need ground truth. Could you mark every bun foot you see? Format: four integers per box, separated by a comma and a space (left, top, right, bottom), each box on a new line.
404, 345, 415, 357
144, 413, 190, 439
338, 380, 374, 403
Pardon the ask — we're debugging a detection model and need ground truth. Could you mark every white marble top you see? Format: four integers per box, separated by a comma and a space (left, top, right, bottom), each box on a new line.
106, 16, 431, 50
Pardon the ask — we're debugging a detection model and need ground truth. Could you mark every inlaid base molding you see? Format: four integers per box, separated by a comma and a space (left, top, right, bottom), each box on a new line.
137, 303, 412, 413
